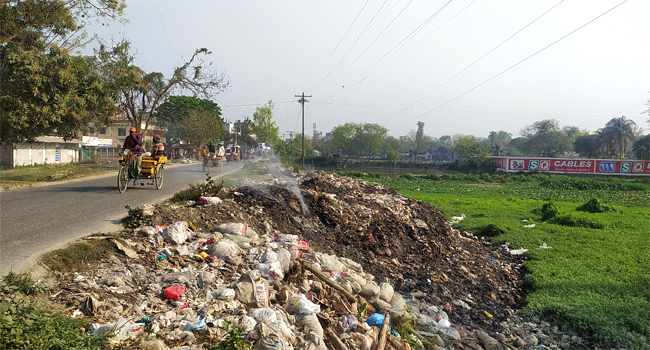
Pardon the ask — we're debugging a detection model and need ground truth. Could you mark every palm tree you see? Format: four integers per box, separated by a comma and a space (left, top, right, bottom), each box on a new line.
598, 116, 636, 159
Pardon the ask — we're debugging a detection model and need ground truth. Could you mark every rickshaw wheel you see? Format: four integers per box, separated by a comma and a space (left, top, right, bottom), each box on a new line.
118, 166, 128, 193
155, 165, 164, 189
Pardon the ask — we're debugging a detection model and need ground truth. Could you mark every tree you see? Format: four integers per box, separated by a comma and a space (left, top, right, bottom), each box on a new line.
357, 123, 387, 161
487, 130, 512, 156
96, 39, 229, 134
520, 119, 560, 138
252, 100, 280, 145
225, 119, 256, 148
1, 0, 123, 144
331, 122, 361, 163
407, 121, 430, 162
156, 95, 224, 147
574, 134, 602, 159
455, 135, 489, 172
522, 131, 573, 157
632, 134, 650, 160
383, 136, 401, 164
597, 116, 637, 159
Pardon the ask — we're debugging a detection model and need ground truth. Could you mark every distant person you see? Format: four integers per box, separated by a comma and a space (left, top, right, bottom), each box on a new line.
208, 143, 215, 154
122, 127, 144, 176
216, 144, 225, 158
152, 135, 165, 159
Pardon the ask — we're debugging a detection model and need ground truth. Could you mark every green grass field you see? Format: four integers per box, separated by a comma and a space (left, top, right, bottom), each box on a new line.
364, 173, 650, 349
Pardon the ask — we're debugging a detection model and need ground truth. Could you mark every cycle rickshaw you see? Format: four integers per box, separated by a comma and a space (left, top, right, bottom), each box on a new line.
202, 154, 224, 172
118, 150, 166, 193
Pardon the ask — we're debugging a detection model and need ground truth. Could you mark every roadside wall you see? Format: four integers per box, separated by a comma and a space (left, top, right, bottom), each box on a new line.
491, 156, 650, 176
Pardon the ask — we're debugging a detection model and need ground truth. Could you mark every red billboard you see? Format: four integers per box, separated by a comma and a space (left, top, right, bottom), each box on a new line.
491, 157, 650, 176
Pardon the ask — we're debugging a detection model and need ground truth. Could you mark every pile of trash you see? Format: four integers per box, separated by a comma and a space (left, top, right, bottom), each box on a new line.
41, 168, 582, 349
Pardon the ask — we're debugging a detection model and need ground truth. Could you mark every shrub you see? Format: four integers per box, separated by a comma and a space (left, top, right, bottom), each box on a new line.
476, 223, 506, 237
121, 205, 152, 229
576, 198, 615, 213
540, 202, 559, 221
170, 175, 224, 203
549, 214, 605, 229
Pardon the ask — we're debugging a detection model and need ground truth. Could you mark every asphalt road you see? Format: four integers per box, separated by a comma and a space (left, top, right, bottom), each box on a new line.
0, 160, 244, 276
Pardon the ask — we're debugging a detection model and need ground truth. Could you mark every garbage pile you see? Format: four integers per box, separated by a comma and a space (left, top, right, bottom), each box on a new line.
42, 169, 581, 349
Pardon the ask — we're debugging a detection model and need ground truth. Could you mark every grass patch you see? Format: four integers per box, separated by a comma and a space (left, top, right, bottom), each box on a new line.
39, 238, 120, 273
0, 160, 119, 183
1, 273, 109, 350
170, 175, 225, 203
374, 173, 650, 350
576, 198, 616, 213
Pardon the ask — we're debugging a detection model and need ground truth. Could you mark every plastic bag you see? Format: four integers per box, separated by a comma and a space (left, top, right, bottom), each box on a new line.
313, 252, 345, 272
350, 332, 371, 350
359, 281, 380, 299
175, 245, 194, 256
200, 196, 222, 205
259, 261, 284, 283
277, 248, 291, 272
378, 283, 394, 303
140, 335, 169, 350
215, 222, 248, 236
254, 334, 293, 350
207, 239, 240, 259
389, 293, 407, 313
163, 285, 186, 301
249, 308, 278, 324
162, 222, 190, 245
284, 294, 320, 315
224, 233, 251, 244
183, 320, 206, 331
338, 315, 358, 332
365, 313, 385, 328
296, 313, 323, 337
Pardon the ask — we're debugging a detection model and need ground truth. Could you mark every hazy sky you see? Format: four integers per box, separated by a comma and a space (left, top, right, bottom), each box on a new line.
86, 0, 649, 140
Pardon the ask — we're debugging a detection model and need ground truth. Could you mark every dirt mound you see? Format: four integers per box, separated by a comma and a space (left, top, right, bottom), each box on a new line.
153, 170, 524, 332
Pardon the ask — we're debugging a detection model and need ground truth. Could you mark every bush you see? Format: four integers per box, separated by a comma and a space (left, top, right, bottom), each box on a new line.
576, 198, 615, 213
541, 202, 559, 221
549, 214, 605, 229
476, 223, 506, 237
170, 175, 224, 203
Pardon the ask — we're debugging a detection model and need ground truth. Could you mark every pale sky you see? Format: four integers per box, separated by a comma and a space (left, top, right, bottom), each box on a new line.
86, 0, 650, 140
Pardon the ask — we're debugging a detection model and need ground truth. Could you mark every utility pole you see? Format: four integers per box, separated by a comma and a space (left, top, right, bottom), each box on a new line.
295, 92, 311, 170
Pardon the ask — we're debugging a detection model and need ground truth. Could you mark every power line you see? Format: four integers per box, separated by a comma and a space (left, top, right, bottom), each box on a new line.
156, 0, 175, 66
314, 0, 456, 107
389, 0, 629, 131
381, 0, 565, 126
307, 0, 391, 93
312, 0, 414, 96
302, 0, 369, 92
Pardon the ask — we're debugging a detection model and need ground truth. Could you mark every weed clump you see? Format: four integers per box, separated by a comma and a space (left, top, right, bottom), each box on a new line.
540, 202, 560, 221
476, 223, 506, 237
122, 205, 152, 229
576, 198, 615, 213
39, 240, 118, 273
549, 215, 605, 229
170, 175, 224, 203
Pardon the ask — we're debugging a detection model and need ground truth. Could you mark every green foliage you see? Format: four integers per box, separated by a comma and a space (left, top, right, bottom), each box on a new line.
576, 198, 615, 213
392, 315, 423, 349
203, 322, 252, 350
39, 239, 118, 273
548, 214, 605, 229
156, 95, 225, 147
476, 223, 506, 237
121, 205, 153, 229
0, 273, 45, 296
521, 131, 573, 157
540, 175, 648, 191
252, 100, 280, 144
540, 202, 559, 221
375, 175, 649, 349
170, 175, 224, 203
632, 134, 650, 160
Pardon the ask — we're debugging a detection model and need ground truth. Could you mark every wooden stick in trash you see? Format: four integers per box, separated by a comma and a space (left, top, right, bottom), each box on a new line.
303, 261, 357, 303
325, 328, 349, 350
377, 313, 391, 350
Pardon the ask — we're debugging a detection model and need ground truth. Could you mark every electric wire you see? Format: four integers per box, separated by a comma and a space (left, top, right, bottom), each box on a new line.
311, 0, 414, 96
156, 0, 175, 66
314, 0, 456, 108
302, 0, 369, 92
381, 0, 564, 126
388, 0, 629, 131
307, 0, 390, 93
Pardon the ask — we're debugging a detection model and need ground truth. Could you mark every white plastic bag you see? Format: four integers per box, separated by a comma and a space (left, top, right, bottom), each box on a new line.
259, 261, 284, 283
378, 283, 394, 303
215, 222, 248, 236
285, 294, 320, 315
162, 222, 190, 245
208, 239, 240, 258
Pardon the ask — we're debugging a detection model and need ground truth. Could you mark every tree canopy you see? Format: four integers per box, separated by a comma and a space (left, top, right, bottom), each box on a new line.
156, 95, 224, 147
0, 0, 122, 144
96, 40, 229, 134
252, 100, 280, 145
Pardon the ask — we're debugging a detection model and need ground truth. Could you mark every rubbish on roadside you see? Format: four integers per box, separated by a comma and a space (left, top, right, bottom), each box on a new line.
365, 313, 385, 328
200, 196, 222, 205
208, 239, 240, 259
162, 222, 190, 245
285, 294, 320, 315
509, 247, 528, 255
214, 222, 248, 236
163, 285, 186, 301
539, 243, 552, 249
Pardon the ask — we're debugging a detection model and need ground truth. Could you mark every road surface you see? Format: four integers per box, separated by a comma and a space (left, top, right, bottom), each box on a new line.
0, 160, 244, 276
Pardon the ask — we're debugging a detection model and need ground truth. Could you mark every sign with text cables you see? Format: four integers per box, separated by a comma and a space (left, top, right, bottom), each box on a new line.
490, 157, 650, 176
